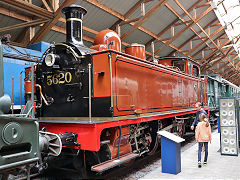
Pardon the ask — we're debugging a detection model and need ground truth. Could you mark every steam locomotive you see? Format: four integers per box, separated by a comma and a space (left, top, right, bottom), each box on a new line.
34, 4, 208, 173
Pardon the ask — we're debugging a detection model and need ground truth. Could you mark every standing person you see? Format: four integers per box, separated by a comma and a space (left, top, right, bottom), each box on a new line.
195, 113, 211, 168
191, 102, 208, 131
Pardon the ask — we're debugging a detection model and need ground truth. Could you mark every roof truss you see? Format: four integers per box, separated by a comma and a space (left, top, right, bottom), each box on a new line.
0, 0, 240, 85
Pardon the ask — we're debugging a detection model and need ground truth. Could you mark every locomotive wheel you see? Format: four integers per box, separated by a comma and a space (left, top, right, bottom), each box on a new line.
72, 151, 88, 178
85, 144, 111, 170
148, 121, 159, 155
177, 122, 185, 137
148, 135, 159, 155
46, 148, 76, 169
98, 144, 112, 162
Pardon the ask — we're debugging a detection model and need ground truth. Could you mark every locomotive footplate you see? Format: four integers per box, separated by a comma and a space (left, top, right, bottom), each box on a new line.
38, 107, 207, 152
38, 107, 200, 124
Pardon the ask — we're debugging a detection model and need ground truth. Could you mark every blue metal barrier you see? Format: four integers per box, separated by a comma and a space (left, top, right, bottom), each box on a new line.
158, 131, 185, 175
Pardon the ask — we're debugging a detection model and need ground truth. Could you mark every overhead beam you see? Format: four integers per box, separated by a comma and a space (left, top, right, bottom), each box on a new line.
229, 55, 239, 63
174, 0, 239, 76
192, 33, 226, 58
84, 0, 124, 19
0, 0, 54, 19
47, 14, 154, 57
234, 60, 240, 66
0, 6, 95, 45
165, 4, 217, 57
192, 37, 207, 41
169, 18, 218, 56
226, 70, 237, 77
187, 26, 224, 55
174, 0, 219, 50
199, 39, 231, 64
84, 0, 196, 60
145, 1, 202, 49
174, 20, 192, 26
204, 47, 235, 71
121, 0, 169, 41
1, 0, 232, 77
28, 0, 75, 45
210, 23, 221, 27
51, 0, 60, 11
196, 2, 211, 8
0, 1, 155, 58
110, 0, 146, 30
0, 19, 48, 33
0, 7, 31, 22
41, 0, 53, 12
15, 28, 29, 43
14, 26, 35, 45
211, 48, 235, 67
153, 5, 213, 57
0, 4, 153, 56
119, 17, 140, 26
223, 67, 232, 73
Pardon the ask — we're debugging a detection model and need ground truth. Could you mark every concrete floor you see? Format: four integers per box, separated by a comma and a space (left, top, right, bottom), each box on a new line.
141, 130, 240, 179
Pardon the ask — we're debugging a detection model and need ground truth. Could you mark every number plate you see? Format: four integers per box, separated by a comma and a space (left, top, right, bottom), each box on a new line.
46, 72, 72, 86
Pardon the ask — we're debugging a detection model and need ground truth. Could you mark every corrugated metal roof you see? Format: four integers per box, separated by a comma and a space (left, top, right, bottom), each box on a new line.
0, 14, 23, 29
1, 3, 36, 18
0, 14, 25, 41
120, 24, 153, 46
74, 1, 119, 32
141, 5, 177, 35
99, 0, 138, 15
1, 0, 239, 83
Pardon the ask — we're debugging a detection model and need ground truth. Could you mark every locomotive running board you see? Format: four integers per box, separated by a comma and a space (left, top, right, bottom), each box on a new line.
91, 153, 139, 173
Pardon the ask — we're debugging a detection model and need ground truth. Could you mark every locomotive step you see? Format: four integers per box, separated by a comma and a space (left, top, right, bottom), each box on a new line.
91, 153, 139, 173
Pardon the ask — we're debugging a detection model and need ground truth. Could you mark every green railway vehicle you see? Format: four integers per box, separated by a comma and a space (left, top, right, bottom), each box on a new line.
201, 74, 240, 124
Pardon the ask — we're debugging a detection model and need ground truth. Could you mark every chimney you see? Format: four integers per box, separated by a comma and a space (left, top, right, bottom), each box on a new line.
62, 4, 87, 45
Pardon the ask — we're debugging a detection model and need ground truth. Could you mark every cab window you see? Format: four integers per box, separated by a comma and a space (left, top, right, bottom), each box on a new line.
172, 60, 185, 72
188, 62, 192, 75
192, 65, 199, 77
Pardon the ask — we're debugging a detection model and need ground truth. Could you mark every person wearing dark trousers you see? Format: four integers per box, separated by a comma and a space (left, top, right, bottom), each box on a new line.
191, 102, 208, 131
195, 113, 212, 168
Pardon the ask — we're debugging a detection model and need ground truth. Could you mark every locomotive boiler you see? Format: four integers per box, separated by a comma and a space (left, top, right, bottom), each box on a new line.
35, 4, 208, 173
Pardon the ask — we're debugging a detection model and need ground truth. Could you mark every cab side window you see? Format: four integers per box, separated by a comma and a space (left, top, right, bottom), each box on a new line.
172, 60, 185, 72
192, 65, 199, 77
188, 62, 192, 75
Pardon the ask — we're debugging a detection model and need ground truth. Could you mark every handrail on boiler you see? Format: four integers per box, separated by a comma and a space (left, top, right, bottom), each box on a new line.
88, 63, 92, 123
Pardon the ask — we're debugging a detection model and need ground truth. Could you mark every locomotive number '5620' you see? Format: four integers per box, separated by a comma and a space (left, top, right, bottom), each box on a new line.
46, 72, 72, 86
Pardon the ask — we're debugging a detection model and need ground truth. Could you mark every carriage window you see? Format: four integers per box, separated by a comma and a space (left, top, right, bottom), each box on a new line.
193, 65, 199, 77
172, 60, 185, 72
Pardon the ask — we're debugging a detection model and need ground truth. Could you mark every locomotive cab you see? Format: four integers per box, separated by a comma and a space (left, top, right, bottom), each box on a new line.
158, 57, 200, 78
